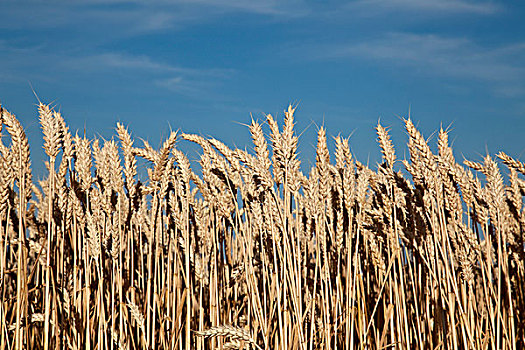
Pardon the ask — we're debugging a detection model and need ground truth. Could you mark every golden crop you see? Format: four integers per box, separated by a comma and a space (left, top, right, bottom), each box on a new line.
0, 103, 523, 349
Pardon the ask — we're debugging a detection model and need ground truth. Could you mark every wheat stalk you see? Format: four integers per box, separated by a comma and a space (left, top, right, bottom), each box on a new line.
0, 102, 523, 349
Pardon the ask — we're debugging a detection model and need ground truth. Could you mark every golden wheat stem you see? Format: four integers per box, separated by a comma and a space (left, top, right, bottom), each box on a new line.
43, 158, 55, 350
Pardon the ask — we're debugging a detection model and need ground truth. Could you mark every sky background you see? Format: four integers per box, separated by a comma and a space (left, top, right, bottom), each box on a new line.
1, 0, 524, 176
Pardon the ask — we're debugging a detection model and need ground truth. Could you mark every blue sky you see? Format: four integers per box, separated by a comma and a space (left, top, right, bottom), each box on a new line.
1, 0, 524, 175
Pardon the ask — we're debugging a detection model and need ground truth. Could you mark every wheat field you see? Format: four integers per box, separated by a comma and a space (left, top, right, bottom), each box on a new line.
0, 103, 523, 349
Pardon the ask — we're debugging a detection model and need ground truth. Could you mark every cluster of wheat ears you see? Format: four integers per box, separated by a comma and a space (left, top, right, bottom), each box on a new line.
0, 103, 523, 350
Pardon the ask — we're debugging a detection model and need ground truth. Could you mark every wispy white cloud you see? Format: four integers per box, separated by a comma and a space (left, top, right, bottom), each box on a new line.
345, 0, 500, 15
26, 0, 498, 16
65, 53, 233, 77
0, 41, 233, 97
155, 76, 216, 96
0, 0, 502, 43
0, 0, 308, 35
175, 0, 302, 15
37, 0, 298, 14
71, 52, 233, 97
0, 5, 190, 34
311, 33, 525, 96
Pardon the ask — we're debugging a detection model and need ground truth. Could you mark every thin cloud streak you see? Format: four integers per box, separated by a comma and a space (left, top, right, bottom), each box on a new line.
0, 41, 233, 98
66, 53, 234, 78
313, 33, 525, 96
346, 0, 500, 15
0, 0, 500, 43
0, 0, 308, 34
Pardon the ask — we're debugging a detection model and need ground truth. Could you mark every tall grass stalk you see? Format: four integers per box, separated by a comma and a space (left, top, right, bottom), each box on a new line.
0, 103, 523, 349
